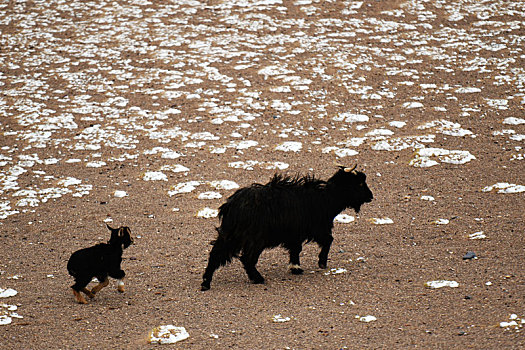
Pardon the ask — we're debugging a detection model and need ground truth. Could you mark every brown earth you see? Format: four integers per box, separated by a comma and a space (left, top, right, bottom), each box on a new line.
1, 0, 524, 349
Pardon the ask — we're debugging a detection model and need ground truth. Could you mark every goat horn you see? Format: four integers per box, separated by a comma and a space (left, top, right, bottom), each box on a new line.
333, 161, 345, 168
343, 164, 357, 173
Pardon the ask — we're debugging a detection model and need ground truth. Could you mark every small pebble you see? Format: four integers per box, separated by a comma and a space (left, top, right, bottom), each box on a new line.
463, 251, 477, 260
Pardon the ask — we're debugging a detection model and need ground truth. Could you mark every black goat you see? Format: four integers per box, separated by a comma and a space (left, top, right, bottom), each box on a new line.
67, 224, 133, 304
201, 165, 373, 291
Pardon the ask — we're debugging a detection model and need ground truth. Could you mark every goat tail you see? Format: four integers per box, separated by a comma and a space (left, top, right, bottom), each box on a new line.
202, 230, 241, 290
209, 230, 240, 265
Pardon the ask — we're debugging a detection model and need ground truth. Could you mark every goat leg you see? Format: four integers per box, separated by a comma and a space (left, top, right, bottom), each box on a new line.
240, 250, 265, 284
81, 287, 95, 299
72, 289, 88, 304
117, 278, 125, 293
201, 262, 219, 291
91, 278, 109, 295
108, 269, 126, 292
201, 238, 234, 291
317, 235, 334, 269
287, 243, 304, 275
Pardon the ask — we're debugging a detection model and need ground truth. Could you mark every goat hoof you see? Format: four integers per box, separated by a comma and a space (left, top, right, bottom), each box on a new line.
318, 263, 327, 269
117, 280, 125, 293
290, 268, 304, 275
201, 282, 211, 291
73, 290, 88, 304
252, 277, 265, 284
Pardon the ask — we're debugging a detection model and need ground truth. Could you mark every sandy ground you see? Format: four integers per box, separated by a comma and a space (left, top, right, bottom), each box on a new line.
1, 0, 524, 348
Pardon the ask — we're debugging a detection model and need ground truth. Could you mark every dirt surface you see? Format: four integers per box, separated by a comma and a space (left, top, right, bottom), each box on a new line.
1, 0, 524, 349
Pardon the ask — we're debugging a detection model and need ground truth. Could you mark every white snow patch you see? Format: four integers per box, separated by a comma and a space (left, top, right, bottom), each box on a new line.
510, 134, 525, 141
486, 99, 508, 110
228, 160, 289, 171
359, 315, 377, 323
196, 207, 218, 218
372, 135, 435, 151
418, 119, 473, 137
86, 161, 106, 168
403, 102, 424, 109
114, 190, 128, 198
482, 183, 525, 193
0, 288, 17, 298
323, 147, 358, 157
208, 180, 239, 191
370, 217, 394, 225
334, 214, 355, 223
161, 151, 182, 159
499, 314, 524, 332
0, 303, 22, 326
160, 164, 190, 173
143, 171, 168, 181
258, 65, 294, 79
389, 121, 406, 128
191, 132, 219, 141
448, 13, 464, 21
469, 231, 486, 240
410, 148, 475, 167
275, 141, 302, 152
272, 314, 292, 323
44, 158, 59, 165
425, 280, 459, 289
503, 117, 525, 125
168, 181, 201, 196
57, 177, 82, 187
232, 140, 258, 150
366, 128, 394, 137
455, 87, 481, 93
334, 113, 369, 123
265, 161, 289, 170
198, 192, 222, 200
149, 325, 189, 344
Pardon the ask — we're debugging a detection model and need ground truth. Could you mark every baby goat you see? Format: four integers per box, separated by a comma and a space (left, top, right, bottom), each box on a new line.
67, 224, 133, 304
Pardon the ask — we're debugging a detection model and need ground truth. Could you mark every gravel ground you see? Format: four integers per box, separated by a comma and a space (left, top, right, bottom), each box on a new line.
1, 0, 524, 349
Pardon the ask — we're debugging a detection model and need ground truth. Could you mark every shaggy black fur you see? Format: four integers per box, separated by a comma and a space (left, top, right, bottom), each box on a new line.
67, 224, 133, 304
201, 166, 373, 291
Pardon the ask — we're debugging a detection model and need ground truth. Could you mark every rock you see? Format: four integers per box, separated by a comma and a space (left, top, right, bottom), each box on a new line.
463, 251, 477, 260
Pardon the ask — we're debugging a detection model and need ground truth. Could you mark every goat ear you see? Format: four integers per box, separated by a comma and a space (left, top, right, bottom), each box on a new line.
108, 225, 120, 240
